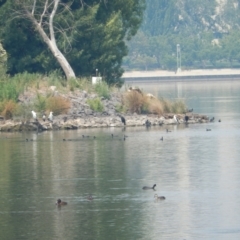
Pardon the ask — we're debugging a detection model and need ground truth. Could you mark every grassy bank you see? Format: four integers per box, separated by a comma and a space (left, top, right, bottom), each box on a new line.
0, 72, 187, 120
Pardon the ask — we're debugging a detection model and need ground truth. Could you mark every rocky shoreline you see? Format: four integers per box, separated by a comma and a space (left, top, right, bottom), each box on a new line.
0, 113, 209, 132
0, 88, 209, 132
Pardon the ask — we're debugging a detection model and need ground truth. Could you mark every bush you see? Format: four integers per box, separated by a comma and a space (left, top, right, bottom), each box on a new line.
87, 98, 104, 112
34, 93, 47, 113
94, 82, 110, 99
124, 90, 186, 115
0, 100, 18, 119
46, 96, 71, 115
124, 91, 145, 114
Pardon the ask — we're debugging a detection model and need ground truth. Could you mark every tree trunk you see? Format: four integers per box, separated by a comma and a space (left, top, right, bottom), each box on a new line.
25, 5, 76, 80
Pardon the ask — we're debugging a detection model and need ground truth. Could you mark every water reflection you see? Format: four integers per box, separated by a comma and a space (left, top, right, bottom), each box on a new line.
0, 81, 240, 239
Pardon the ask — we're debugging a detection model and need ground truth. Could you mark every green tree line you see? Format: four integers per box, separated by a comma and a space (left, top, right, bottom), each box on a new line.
0, 0, 145, 85
123, 0, 240, 71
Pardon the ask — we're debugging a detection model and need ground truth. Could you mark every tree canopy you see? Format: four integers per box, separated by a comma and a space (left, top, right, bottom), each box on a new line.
0, 0, 145, 85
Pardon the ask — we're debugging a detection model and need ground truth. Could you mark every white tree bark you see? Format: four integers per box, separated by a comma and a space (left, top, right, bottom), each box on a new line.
23, 0, 76, 80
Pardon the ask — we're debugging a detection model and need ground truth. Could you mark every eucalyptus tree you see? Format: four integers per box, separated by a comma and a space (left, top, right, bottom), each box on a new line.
0, 0, 145, 84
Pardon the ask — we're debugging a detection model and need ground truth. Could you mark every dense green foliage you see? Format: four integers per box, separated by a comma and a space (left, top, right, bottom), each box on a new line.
0, 0, 145, 85
123, 0, 240, 71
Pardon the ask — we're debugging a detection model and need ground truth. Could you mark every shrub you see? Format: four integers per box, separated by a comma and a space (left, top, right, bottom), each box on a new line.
87, 98, 104, 112
0, 81, 20, 102
46, 96, 71, 115
124, 91, 144, 114
34, 93, 47, 113
146, 98, 164, 115
0, 100, 18, 119
94, 82, 110, 99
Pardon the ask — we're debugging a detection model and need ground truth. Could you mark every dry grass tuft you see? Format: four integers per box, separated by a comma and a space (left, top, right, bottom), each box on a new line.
146, 98, 164, 115
124, 89, 186, 115
46, 96, 71, 115
0, 100, 18, 119
124, 91, 145, 114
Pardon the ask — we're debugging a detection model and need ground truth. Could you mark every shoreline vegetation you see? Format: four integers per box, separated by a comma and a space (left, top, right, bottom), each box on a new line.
0, 72, 209, 132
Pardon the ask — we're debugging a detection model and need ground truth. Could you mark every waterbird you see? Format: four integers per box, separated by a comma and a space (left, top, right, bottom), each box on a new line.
56, 199, 67, 206
187, 108, 193, 113
145, 119, 151, 127
210, 117, 215, 122
42, 113, 46, 122
48, 112, 53, 122
184, 115, 189, 123
218, 119, 221, 122
31, 110, 37, 120
166, 129, 171, 133
206, 129, 211, 131
142, 184, 156, 190
154, 194, 166, 200
173, 115, 179, 124
160, 137, 163, 141
87, 195, 93, 201
117, 114, 126, 125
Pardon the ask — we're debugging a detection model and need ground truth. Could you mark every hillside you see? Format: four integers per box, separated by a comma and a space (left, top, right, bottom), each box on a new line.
123, 0, 240, 71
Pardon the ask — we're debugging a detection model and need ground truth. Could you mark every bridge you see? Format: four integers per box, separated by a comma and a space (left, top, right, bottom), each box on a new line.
122, 69, 240, 83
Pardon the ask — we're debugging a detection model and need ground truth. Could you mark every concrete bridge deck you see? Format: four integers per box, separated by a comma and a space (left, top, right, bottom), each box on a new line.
122, 69, 240, 82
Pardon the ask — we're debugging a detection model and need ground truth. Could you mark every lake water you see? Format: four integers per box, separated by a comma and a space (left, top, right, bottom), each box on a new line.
1, 80, 240, 240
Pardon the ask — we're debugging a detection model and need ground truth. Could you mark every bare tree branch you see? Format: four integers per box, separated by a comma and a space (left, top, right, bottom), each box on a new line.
39, 0, 49, 26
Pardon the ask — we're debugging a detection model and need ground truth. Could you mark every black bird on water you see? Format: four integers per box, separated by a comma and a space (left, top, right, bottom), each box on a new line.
210, 117, 215, 122
206, 129, 211, 131
142, 184, 156, 190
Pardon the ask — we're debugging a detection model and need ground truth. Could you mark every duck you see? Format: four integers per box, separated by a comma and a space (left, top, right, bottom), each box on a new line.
142, 184, 156, 190
56, 199, 67, 206
87, 195, 93, 201
154, 194, 166, 200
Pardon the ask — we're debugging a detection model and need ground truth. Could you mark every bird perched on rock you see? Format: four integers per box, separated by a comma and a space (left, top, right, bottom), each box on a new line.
184, 114, 189, 123
31, 110, 37, 120
48, 112, 53, 122
173, 115, 179, 124
118, 114, 126, 125
145, 119, 151, 127
42, 113, 46, 122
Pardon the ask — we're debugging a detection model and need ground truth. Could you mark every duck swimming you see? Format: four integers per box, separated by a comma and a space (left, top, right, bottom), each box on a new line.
56, 199, 67, 206
142, 184, 156, 190
154, 194, 165, 200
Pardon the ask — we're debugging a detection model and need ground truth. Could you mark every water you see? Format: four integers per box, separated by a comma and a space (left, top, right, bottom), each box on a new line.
1, 80, 240, 240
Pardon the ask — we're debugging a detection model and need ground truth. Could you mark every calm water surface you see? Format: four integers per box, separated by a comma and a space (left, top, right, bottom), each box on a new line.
1, 80, 240, 240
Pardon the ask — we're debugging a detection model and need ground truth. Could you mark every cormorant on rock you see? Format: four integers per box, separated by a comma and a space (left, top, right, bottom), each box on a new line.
145, 119, 151, 127
184, 115, 189, 123
63, 116, 68, 122
118, 114, 126, 125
